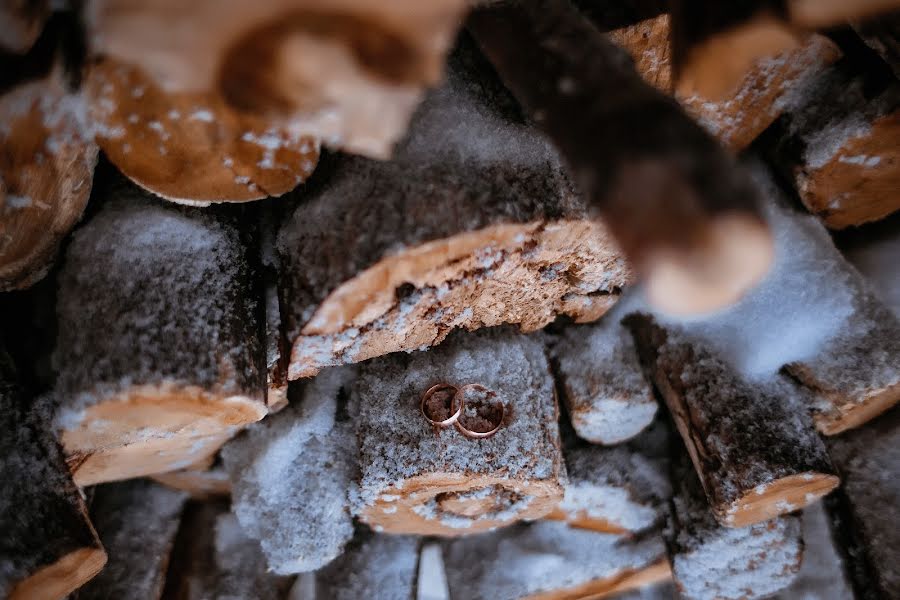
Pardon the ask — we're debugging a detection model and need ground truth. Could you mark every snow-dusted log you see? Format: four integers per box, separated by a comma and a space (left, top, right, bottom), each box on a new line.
75, 480, 187, 600
625, 313, 839, 527
277, 39, 630, 379
552, 312, 658, 445
666, 461, 803, 600
468, 0, 774, 316
765, 60, 900, 229
352, 329, 565, 536
53, 180, 267, 486
546, 439, 671, 535
0, 0, 49, 53
1, 62, 98, 291
444, 521, 669, 600
607, 13, 841, 150
825, 407, 900, 598
221, 367, 356, 573
0, 350, 106, 600
86, 0, 467, 161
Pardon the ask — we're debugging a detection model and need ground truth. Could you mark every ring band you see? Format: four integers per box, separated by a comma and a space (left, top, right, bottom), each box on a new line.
453, 384, 504, 440
420, 383, 462, 428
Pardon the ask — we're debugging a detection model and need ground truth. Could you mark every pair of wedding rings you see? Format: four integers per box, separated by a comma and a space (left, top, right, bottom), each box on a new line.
420, 383, 505, 439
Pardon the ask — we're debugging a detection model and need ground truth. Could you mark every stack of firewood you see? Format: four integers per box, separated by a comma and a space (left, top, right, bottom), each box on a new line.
1, 1, 899, 599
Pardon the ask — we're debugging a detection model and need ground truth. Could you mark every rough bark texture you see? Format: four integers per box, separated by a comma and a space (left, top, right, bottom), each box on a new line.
765, 59, 900, 229
0, 0, 49, 53
625, 314, 839, 527
277, 38, 631, 379
0, 349, 106, 600
86, 0, 467, 160
53, 179, 267, 486
552, 313, 658, 444
221, 367, 357, 574
825, 407, 900, 599
1, 63, 98, 291
352, 329, 565, 536
444, 521, 669, 600
468, 0, 774, 316
75, 480, 187, 600
608, 13, 841, 150
666, 460, 803, 600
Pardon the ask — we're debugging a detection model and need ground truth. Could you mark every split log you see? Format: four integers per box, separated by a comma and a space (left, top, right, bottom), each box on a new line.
277, 38, 631, 379
351, 329, 565, 536
666, 461, 803, 600
0, 349, 106, 600
468, 0, 774, 316
0, 0, 49, 53
86, 0, 468, 160
1, 63, 98, 291
607, 13, 841, 151
52, 180, 267, 486
221, 367, 357, 573
295, 531, 420, 600
854, 12, 900, 79
151, 462, 231, 500
624, 313, 839, 527
444, 521, 670, 600
546, 440, 671, 535
552, 311, 658, 444
825, 407, 900, 598
75, 480, 187, 600
765, 60, 900, 229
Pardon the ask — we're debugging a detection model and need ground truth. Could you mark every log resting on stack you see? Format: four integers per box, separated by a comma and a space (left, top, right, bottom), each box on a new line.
606, 12, 841, 151
0, 350, 107, 600
74, 480, 187, 600
625, 313, 839, 527
53, 181, 267, 486
221, 367, 357, 574
351, 329, 565, 536
666, 460, 803, 600
277, 38, 631, 379
552, 310, 658, 444
444, 521, 670, 600
1, 60, 98, 291
86, 0, 468, 160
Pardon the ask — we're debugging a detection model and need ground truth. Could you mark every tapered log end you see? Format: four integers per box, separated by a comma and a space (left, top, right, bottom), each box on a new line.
721, 472, 841, 528
813, 382, 900, 435
644, 213, 774, 315
8, 546, 108, 600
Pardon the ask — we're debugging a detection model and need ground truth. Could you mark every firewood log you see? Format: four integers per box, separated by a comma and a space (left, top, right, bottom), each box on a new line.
624, 313, 839, 527
666, 460, 803, 600
765, 59, 900, 229
75, 480, 187, 600
151, 465, 231, 500
825, 407, 900, 598
468, 0, 774, 316
85, 0, 468, 160
0, 349, 106, 600
443, 521, 670, 600
221, 367, 357, 573
546, 439, 671, 535
52, 180, 267, 487
607, 13, 841, 151
854, 12, 900, 79
552, 312, 658, 445
351, 329, 565, 536
0, 63, 98, 291
277, 38, 631, 379
0, 0, 49, 53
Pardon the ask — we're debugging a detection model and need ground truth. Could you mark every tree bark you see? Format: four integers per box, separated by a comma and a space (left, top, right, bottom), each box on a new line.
277, 37, 631, 379
351, 329, 565, 536
0, 349, 107, 600
625, 313, 839, 527
53, 179, 267, 486
468, 0, 774, 316
74, 480, 187, 600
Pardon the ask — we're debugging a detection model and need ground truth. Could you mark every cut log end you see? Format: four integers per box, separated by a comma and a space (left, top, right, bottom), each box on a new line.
643, 213, 774, 316
60, 385, 266, 486
809, 379, 900, 436
720, 472, 840, 528
8, 547, 108, 600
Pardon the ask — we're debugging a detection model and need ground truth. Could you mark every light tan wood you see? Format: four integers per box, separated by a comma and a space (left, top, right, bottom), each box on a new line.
525, 559, 671, 600
9, 547, 107, 600
790, 369, 900, 436
152, 466, 232, 500
543, 509, 630, 535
